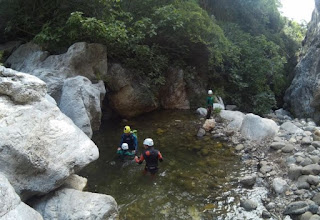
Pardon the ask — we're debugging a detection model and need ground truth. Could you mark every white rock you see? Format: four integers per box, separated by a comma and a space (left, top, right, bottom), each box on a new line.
59, 76, 105, 138
220, 110, 245, 131
0, 173, 43, 220
272, 177, 288, 194
31, 188, 118, 220
0, 70, 99, 200
240, 114, 279, 142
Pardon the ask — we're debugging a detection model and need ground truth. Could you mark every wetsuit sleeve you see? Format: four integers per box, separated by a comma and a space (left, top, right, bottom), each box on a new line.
158, 151, 163, 162
135, 154, 144, 164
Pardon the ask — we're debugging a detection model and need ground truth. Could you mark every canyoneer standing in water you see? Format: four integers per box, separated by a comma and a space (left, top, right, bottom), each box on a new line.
117, 126, 138, 158
135, 138, 163, 175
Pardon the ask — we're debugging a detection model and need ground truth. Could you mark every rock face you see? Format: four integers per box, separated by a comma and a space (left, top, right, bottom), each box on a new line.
284, 3, 320, 122
5, 42, 107, 136
240, 114, 279, 142
31, 188, 118, 220
160, 68, 190, 109
0, 67, 99, 200
106, 63, 159, 117
59, 76, 105, 137
0, 173, 43, 220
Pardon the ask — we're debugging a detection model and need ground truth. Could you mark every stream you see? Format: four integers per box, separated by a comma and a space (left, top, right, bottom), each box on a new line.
80, 110, 244, 219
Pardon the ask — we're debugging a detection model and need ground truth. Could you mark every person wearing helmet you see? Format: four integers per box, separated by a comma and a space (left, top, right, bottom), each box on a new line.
117, 143, 135, 160
119, 125, 138, 154
206, 89, 214, 119
135, 138, 163, 175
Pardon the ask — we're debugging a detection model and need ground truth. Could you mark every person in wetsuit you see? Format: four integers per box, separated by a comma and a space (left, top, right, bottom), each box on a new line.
134, 138, 163, 175
119, 126, 138, 155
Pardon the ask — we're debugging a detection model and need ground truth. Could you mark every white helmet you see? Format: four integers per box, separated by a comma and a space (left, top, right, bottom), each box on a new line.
121, 143, 129, 150
208, 90, 213, 95
143, 138, 154, 146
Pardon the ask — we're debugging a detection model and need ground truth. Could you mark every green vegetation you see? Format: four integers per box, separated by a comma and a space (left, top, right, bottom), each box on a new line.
0, 0, 307, 114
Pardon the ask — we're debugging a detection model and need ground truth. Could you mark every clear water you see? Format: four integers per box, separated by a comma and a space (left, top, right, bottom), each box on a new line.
80, 110, 243, 220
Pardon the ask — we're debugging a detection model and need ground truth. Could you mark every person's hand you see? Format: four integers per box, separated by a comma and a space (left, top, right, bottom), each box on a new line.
117, 147, 121, 151
134, 156, 138, 160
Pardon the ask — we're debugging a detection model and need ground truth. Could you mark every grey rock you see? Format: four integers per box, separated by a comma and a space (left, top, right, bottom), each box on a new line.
239, 175, 256, 187
303, 136, 313, 145
197, 128, 206, 138
282, 144, 295, 153
281, 122, 304, 134
272, 177, 288, 194
300, 211, 313, 220
312, 141, 320, 148
288, 165, 303, 180
310, 156, 320, 164
31, 188, 118, 220
260, 165, 273, 174
240, 199, 258, 211
266, 202, 276, 210
262, 209, 271, 218
302, 164, 320, 175
270, 142, 286, 150
313, 193, 320, 206
308, 145, 317, 152
310, 215, 320, 220
283, 201, 309, 215
301, 158, 314, 167
287, 156, 297, 165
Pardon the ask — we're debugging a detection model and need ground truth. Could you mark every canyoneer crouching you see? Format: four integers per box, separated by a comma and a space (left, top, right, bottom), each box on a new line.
135, 138, 163, 175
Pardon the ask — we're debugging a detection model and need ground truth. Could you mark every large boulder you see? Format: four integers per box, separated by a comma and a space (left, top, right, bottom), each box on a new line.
240, 113, 279, 142
5, 42, 108, 135
220, 110, 245, 131
0, 67, 99, 200
0, 173, 43, 220
31, 188, 118, 220
284, 5, 320, 123
160, 68, 190, 109
106, 63, 158, 117
6, 42, 108, 81
59, 76, 106, 138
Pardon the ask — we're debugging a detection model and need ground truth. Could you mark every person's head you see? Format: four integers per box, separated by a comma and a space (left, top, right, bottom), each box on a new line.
124, 126, 131, 136
143, 138, 154, 149
121, 143, 129, 150
208, 90, 213, 96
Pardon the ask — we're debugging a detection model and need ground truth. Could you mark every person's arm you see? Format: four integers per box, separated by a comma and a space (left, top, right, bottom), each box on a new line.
135, 154, 144, 164
158, 151, 163, 162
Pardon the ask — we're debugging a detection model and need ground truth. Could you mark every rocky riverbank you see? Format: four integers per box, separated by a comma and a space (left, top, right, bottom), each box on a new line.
198, 108, 320, 219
